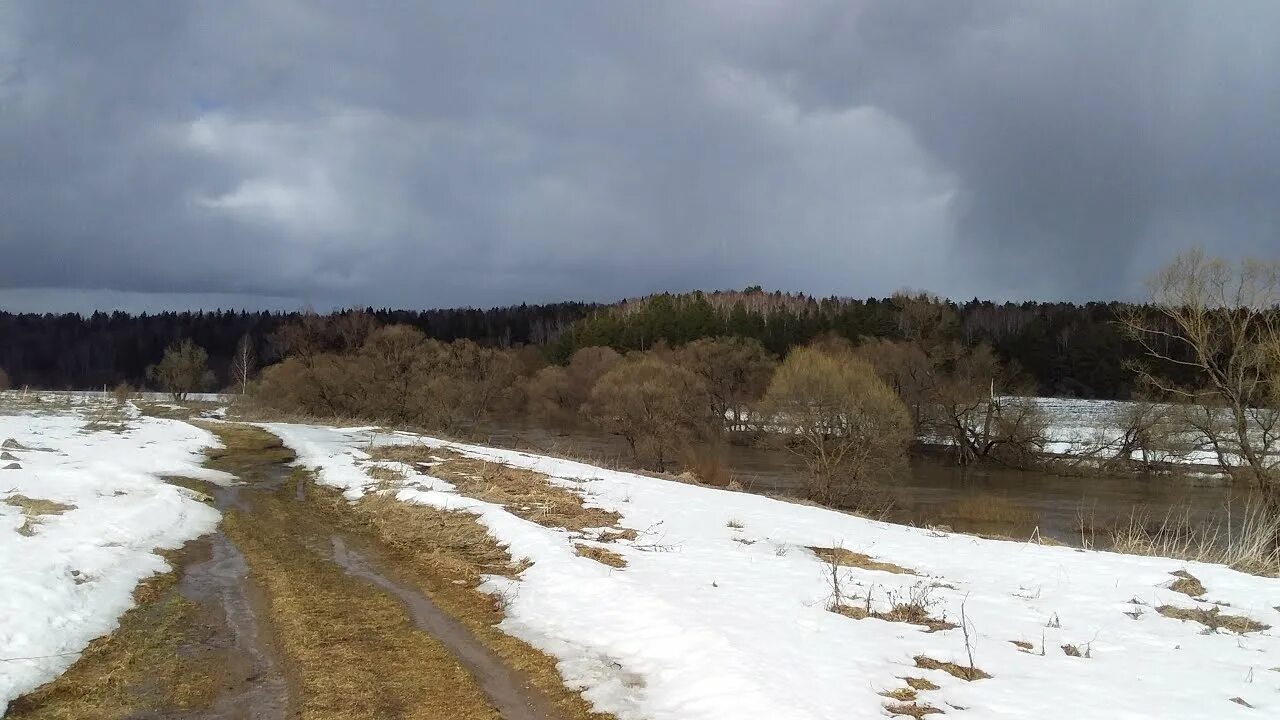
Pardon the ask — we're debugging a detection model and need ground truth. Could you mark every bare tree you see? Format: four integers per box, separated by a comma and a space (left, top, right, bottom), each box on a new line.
147, 339, 214, 401
1121, 249, 1280, 499
583, 354, 710, 471
677, 337, 776, 434
756, 346, 911, 510
229, 333, 256, 395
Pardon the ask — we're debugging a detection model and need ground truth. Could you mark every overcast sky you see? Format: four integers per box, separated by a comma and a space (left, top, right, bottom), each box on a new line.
1, 1, 1278, 313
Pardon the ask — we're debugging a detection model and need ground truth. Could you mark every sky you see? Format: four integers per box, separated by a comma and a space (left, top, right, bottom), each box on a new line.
1, 1, 1277, 313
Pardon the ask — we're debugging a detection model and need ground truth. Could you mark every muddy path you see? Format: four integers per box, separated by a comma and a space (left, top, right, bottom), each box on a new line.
10, 423, 580, 720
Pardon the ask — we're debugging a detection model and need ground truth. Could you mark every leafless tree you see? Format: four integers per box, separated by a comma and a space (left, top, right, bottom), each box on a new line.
1120, 249, 1280, 500
756, 346, 911, 510
229, 333, 256, 395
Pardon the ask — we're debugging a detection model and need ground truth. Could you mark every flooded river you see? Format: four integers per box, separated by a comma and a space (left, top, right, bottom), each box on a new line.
483, 422, 1246, 545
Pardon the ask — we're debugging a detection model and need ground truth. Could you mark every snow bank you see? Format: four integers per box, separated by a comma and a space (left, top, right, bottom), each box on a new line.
0, 399, 223, 713
271, 423, 1280, 720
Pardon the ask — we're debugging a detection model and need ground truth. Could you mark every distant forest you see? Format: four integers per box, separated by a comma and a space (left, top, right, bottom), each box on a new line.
0, 289, 1163, 399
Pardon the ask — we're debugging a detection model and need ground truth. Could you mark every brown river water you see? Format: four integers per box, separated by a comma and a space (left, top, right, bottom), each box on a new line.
481, 422, 1247, 546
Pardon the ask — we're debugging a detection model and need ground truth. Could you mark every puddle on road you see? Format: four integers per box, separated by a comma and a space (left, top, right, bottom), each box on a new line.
329, 534, 557, 720
176, 528, 289, 720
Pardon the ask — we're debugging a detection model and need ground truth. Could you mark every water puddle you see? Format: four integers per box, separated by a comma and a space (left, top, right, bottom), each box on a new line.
329, 535, 556, 720
176, 532, 289, 720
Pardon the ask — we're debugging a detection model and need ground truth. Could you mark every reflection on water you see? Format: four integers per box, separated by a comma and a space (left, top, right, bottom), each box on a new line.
483, 422, 1244, 546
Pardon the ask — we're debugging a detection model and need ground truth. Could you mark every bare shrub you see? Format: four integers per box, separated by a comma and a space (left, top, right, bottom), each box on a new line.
757, 346, 910, 510
677, 337, 775, 433
112, 382, 136, 404
1120, 249, 1280, 500
682, 441, 731, 486
583, 353, 710, 471
146, 339, 215, 400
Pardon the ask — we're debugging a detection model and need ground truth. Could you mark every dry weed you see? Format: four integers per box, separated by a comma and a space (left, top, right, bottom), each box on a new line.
1156, 605, 1269, 634
574, 543, 627, 568
809, 546, 914, 575
913, 656, 991, 681
1167, 570, 1206, 597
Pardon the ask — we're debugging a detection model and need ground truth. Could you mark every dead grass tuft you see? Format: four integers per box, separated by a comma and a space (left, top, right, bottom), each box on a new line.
884, 701, 944, 718
809, 546, 914, 575
832, 583, 955, 632
879, 687, 917, 702
1156, 604, 1269, 634
5, 494, 75, 536
1061, 644, 1087, 658
913, 656, 991, 681
574, 543, 627, 568
903, 677, 940, 692
1167, 570, 1207, 597
1009, 640, 1034, 652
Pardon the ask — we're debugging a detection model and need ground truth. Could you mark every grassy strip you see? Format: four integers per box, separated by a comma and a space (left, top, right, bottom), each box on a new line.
6, 547, 231, 719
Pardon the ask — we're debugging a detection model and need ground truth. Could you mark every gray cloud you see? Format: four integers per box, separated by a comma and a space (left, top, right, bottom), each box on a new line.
0, 1, 1276, 311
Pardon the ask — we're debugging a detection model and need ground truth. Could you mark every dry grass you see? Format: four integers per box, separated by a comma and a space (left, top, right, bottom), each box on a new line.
810, 546, 914, 575
6, 548, 233, 719
880, 687, 917, 702
574, 543, 627, 568
903, 677, 940, 691
913, 656, 991, 681
5, 494, 75, 536
1061, 644, 1087, 658
833, 584, 957, 633
304, 479, 614, 720
399, 448, 623, 533
1101, 499, 1280, 577
945, 493, 1039, 525
191, 421, 296, 471
1009, 640, 1034, 652
221, 498, 502, 720
348, 490, 520, 586
681, 443, 731, 487
1167, 569, 1207, 597
1155, 604, 1270, 634
884, 701, 944, 718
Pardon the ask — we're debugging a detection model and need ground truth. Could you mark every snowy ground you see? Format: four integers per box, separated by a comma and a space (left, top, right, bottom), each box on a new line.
0, 398, 224, 714
271, 422, 1280, 720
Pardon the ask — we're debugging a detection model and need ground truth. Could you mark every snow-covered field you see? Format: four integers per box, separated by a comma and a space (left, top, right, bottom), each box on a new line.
0, 398, 224, 714
273, 422, 1280, 720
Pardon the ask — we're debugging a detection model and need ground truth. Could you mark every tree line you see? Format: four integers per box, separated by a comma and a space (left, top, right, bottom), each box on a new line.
0, 292, 1203, 399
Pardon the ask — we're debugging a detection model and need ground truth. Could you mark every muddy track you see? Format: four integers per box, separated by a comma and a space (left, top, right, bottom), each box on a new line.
10, 424, 566, 720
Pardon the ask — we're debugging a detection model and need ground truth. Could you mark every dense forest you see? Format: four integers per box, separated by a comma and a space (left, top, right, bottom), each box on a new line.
0, 289, 1170, 398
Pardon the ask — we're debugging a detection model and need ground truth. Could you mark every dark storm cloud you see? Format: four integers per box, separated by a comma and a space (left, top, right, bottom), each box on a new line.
0, 1, 1276, 311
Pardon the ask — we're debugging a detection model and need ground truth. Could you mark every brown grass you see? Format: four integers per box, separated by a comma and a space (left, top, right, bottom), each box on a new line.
1061, 644, 1086, 658
945, 494, 1038, 525
880, 687, 917, 702
307, 481, 613, 720
1168, 570, 1207, 597
903, 677, 940, 691
574, 543, 627, 568
6, 547, 234, 719
400, 448, 622, 533
5, 494, 75, 536
191, 421, 296, 471
831, 583, 955, 632
221, 497, 501, 720
913, 656, 991, 681
884, 701, 944, 718
1009, 640, 1034, 652
809, 546, 914, 575
1155, 604, 1269, 634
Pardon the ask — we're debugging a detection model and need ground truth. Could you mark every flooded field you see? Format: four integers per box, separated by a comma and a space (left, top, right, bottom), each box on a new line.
483, 422, 1245, 545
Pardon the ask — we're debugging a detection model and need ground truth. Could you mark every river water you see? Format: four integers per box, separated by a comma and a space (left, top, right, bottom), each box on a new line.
482, 422, 1246, 545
